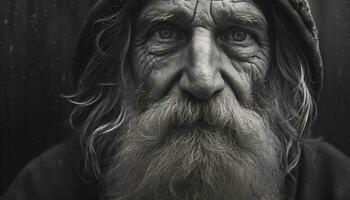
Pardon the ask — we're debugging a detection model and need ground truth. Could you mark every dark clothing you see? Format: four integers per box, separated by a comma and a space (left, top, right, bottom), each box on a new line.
3, 138, 350, 200
3, 139, 98, 200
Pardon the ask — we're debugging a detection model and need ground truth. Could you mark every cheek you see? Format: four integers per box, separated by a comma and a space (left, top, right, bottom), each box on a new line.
132, 46, 158, 80
132, 46, 183, 98
227, 44, 271, 82
218, 44, 270, 102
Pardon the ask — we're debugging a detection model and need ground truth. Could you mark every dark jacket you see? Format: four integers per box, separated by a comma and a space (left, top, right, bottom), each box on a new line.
4, 138, 350, 200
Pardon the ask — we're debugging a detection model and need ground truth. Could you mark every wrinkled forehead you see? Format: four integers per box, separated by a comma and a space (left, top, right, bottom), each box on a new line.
138, 0, 267, 27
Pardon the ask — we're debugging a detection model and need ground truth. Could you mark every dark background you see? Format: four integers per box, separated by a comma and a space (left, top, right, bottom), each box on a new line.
1, 0, 350, 195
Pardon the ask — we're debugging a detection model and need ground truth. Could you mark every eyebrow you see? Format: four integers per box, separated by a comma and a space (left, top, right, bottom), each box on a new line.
213, 9, 268, 30
137, 9, 191, 26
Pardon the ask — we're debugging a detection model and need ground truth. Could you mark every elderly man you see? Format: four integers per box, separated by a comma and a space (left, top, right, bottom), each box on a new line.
4, 0, 350, 199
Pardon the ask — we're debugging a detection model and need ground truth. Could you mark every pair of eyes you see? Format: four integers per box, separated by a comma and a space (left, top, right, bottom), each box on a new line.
150, 25, 255, 44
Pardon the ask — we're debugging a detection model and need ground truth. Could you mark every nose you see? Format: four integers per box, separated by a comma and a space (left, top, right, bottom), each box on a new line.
179, 28, 225, 100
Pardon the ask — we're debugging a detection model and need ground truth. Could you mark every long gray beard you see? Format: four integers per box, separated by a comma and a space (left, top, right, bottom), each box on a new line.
102, 92, 284, 200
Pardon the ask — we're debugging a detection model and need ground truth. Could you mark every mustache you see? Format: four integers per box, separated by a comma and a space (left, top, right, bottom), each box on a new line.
131, 92, 266, 135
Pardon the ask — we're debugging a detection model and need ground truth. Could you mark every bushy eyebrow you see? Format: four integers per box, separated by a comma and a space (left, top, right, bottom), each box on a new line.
211, 1, 268, 30
217, 9, 267, 30
137, 9, 191, 26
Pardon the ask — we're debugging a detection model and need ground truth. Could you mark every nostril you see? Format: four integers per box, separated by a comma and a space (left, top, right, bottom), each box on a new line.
179, 70, 225, 100
180, 84, 224, 100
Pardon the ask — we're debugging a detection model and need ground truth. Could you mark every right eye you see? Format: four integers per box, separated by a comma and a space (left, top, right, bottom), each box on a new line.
150, 25, 183, 42
145, 24, 187, 55
156, 28, 175, 39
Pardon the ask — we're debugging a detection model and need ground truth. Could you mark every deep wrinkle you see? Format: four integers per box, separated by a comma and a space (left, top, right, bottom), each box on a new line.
136, 0, 267, 37
190, 0, 200, 24
210, 0, 267, 31
210, 0, 242, 25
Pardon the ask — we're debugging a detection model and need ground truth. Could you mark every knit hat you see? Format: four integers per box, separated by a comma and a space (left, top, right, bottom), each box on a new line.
72, 0, 323, 99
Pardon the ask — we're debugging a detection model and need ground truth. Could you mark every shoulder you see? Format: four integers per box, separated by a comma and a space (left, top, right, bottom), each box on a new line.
296, 141, 350, 200
3, 138, 98, 200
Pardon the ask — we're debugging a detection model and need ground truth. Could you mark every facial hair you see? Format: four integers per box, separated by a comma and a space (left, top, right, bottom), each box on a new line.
101, 91, 284, 200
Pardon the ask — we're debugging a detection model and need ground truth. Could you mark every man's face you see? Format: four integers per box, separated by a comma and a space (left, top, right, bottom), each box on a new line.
102, 1, 282, 200
132, 0, 270, 103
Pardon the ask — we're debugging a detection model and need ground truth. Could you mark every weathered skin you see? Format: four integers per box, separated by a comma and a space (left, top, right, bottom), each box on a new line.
132, 0, 270, 104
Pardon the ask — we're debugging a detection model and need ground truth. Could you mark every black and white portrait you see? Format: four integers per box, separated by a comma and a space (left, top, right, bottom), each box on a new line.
1, 0, 350, 199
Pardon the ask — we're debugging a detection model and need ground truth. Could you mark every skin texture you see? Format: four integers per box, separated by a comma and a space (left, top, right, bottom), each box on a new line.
132, 0, 270, 104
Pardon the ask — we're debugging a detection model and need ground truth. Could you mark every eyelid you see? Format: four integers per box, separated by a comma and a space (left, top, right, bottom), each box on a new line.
219, 26, 259, 44
148, 22, 185, 40
144, 23, 187, 56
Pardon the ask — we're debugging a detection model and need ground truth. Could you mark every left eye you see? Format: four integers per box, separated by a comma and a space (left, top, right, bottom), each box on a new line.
221, 29, 253, 43
230, 31, 248, 42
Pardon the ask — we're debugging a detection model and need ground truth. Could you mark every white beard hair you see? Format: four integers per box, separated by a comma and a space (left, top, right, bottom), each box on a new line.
101, 92, 284, 200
